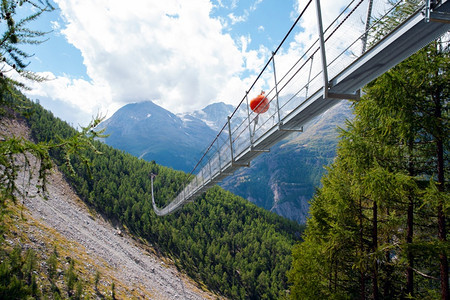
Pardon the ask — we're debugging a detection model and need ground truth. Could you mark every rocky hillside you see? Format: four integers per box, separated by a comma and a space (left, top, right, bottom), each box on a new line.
0, 117, 219, 299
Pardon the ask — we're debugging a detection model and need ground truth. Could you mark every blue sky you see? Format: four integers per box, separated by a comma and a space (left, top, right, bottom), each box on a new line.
28, 1, 296, 77
18, 0, 351, 127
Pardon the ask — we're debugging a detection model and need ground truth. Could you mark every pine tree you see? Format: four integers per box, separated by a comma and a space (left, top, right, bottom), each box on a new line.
288, 40, 448, 299
0, 1, 107, 209
0, 0, 54, 97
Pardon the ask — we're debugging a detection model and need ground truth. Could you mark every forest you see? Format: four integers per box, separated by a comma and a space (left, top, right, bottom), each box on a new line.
0, 0, 448, 298
288, 41, 449, 299
18, 94, 304, 299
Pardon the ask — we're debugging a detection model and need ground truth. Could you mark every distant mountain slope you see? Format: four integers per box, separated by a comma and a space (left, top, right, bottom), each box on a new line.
99, 99, 353, 224
221, 101, 352, 223
1, 116, 216, 299
99, 101, 218, 172
188, 101, 235, 131
25, 98, 304, 299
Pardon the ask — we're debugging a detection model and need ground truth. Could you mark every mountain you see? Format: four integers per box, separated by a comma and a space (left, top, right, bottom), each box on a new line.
100, 99, 353, 224
0, 115, 217, 299
99, 101, 219, 172
221, 101, 352, 224
17, 98, 304, 299
189, 101, 235, 131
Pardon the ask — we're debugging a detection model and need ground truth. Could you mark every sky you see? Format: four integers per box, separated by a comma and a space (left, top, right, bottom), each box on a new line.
18, 0, 352, 127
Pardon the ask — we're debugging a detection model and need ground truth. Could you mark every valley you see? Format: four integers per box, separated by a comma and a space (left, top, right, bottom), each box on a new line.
2, 116, 219, 299
99, 99, 352, 223
1, 98, 303, 299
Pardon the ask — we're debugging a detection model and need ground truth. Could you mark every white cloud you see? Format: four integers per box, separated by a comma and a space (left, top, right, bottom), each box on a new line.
24, 0, 374, 127
29, 0, 257, 124
228, 12, 248, 25
226, 0, 263, 26
50, 21, 60, 31
249, 0, 263, 11
26, 72, 117, 125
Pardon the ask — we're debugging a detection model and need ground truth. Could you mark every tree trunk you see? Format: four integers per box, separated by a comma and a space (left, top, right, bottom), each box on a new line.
435, 91, 448, 300
438, 199, 448, 300
384, 207, 392, 298
406, 194, 414, 296
406, 150, 414, 297
359, 197, 366, 300
372, 201, 378, 300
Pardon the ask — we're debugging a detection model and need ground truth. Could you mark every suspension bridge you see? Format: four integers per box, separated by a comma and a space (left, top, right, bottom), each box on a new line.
152, 0, 450, 216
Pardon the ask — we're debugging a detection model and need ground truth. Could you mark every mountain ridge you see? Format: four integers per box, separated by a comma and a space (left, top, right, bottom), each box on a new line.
99, 99, 353, 223
99, 100, 220, 171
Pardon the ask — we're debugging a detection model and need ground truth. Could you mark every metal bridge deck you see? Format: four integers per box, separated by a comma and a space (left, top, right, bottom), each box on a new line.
153, 0, 450, 216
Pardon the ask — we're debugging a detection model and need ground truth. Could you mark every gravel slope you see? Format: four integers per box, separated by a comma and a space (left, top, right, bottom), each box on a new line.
3, 117, 218, 299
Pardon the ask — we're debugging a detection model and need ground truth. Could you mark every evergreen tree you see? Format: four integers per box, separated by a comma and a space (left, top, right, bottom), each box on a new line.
0, 0, 54, 96
0, 0, 106, 208
288, 40, 448, 299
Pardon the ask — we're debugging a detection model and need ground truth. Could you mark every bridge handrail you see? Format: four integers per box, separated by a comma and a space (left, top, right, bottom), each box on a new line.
152, 0, 449, 215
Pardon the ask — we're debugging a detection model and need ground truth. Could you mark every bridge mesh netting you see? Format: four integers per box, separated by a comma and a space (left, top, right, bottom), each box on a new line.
152, 0, 449, 215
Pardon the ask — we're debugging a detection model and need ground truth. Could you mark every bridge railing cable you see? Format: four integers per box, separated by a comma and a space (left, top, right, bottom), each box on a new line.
152, 0, 440, 215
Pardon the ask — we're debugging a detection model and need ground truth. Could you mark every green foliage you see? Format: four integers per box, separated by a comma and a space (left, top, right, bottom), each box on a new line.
0, 241, 102, 299
288, 41, 449, 299
63, 258, 84, 299
0, 0, 54, 94
21, 95, 304, 299
110, 282, 116, 300
0, 247, 39, 298
0, 125, 53, 204
0, 92, 107, 210
66, 259, 77, 297
47, 247, 58, 280
0, 206, 126, 299
94, 270, 100, 292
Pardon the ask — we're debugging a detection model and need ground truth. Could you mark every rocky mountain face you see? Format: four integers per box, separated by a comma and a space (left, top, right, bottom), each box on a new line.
99, 101, 221, 172
188, 101, 235, 132
100, 100, 353, 223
